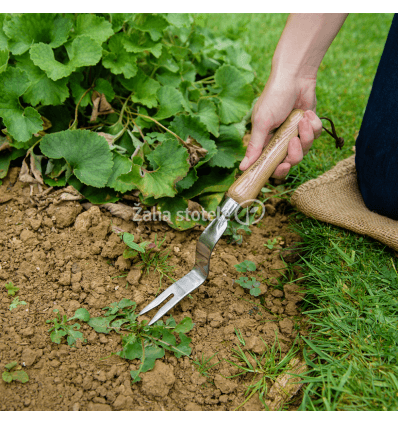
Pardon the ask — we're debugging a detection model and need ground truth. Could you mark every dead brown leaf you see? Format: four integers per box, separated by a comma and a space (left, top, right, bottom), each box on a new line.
0, 137, 11, 152
97, 132, 115, 147
30, 185, 85, 210
90, 91, 114, 122
187, 200, 212, 221
30, 152, 44, 184
82, 202, 137, 222
182, 136, 208, 167
19, 153, 44, 185
33, 116, 52, 137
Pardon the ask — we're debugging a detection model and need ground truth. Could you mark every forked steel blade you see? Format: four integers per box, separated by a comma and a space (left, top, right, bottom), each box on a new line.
139, 197, 240, 325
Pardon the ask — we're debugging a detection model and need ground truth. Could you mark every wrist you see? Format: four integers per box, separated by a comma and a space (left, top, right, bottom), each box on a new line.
271, 56, 319, 81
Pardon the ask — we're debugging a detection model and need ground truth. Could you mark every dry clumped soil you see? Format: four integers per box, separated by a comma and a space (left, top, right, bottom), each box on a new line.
0, 167, 307, 411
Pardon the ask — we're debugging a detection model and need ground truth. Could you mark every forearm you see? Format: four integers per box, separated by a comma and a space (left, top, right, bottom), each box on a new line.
271, 13, 348, 79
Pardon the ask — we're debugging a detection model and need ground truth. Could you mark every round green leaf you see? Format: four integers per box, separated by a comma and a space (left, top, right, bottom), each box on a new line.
215, 64, 254, 124
30, 36, 102, 81
117, 139, 190, 199
4, 13, 72, 55
71, 308, 90, 322
40, 130, 113, 188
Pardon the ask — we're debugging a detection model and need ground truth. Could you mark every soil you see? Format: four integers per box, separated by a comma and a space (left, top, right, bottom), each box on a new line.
0, 167, 307, 411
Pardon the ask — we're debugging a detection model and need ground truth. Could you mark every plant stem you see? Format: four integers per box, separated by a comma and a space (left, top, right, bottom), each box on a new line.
129, 111, 184, 143
198, 95, 217, 100
116, 93, 133, 126
146, 335, 192, 358
70, 84, 95, 130
196, 75, 215, 83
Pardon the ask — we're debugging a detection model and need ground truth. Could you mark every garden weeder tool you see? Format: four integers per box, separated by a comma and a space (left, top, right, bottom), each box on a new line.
139, 109, 305, 325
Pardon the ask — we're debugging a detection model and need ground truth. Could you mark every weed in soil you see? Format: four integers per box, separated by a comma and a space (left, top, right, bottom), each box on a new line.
227, 332, 299, 410
234, 260, 261, 296
192, 352, 221, 381
47, 309, 86, 346
4, 282, 19, 296
65, 299, 193, 383
9, 296, 27, 311
2, 362, 29, 384
120, 231, 175, 293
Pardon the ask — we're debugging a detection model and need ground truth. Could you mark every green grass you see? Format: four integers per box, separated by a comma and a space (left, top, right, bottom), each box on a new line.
198, 13, 398, 410
292, 218, 398, 410
227, 331, 299, 410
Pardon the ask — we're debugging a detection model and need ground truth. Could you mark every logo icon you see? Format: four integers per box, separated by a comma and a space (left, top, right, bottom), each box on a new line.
234, 199, 265, 226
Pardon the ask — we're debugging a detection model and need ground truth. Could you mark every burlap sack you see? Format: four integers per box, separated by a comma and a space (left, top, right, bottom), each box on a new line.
291, 155, 398, 251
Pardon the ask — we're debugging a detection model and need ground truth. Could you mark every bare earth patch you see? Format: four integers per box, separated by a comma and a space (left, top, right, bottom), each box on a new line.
0, 167, 308, 411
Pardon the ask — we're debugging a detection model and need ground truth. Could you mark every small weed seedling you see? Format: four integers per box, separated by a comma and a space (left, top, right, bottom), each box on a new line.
234, 260, 261, 296
119, 231, 175, 291
225, 208, 256, 245
60, 299, 193, 383
193, 352, 221, 381
9, 297, 27, 311
5, 282, 19, 296
227, 330, 299, 410
2, 362, 29, 384
6, 282, 27, 310
235, 277, 261, 296
119, 232, 146, 258
46, 309, 86, 346
234, 260, 256, 273
264, 238, 279, 250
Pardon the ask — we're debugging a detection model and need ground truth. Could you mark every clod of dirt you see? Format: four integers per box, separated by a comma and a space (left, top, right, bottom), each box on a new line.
279, 318, 294, 335
214, 375, 238, 394
101, 233, 125, 259
126, 268, 141, 285
244, 336, 266, 354
141, 361, 176, 398
47, 202, 83, 228
74, 206, 102, 232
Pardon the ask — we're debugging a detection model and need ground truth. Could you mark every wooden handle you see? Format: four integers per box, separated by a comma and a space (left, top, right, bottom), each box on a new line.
227, 109, 304, 207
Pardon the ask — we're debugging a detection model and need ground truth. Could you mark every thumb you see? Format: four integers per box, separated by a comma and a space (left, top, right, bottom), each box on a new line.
240, 119, 273, 171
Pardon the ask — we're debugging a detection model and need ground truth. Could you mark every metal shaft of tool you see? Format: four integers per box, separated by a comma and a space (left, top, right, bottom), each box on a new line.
139, 197, 240, 325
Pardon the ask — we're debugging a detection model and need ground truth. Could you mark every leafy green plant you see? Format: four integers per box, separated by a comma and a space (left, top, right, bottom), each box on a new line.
46, 309, 86, 346
5, 281, 19, 296
234, 260, 261, 296
68, 299, 194, 383
9, 296, 27, 311
234, 260, 256, 273
225, 207, 256, 244
227, 331, 299, 410
264, 238, 279, 250
0, 13, 256, 230
120, 232, 145, 258
192, 352, 221, 380
2, 361, 29, 384
120, 231, 175, 291
235, 276, 261, 296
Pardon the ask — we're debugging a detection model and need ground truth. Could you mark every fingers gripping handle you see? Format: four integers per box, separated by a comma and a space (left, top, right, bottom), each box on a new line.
227, 109, 304, 207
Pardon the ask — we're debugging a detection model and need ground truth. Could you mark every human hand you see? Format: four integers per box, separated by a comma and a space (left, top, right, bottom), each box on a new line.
239, 73, 323, 179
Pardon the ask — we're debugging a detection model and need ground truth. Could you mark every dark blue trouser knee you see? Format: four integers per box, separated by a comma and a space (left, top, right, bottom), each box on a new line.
355, 14, 398, 220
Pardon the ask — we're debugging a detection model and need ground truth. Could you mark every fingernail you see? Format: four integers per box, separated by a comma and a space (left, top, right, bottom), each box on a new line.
306, 110, 316, 119
240, 157, 249, 169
